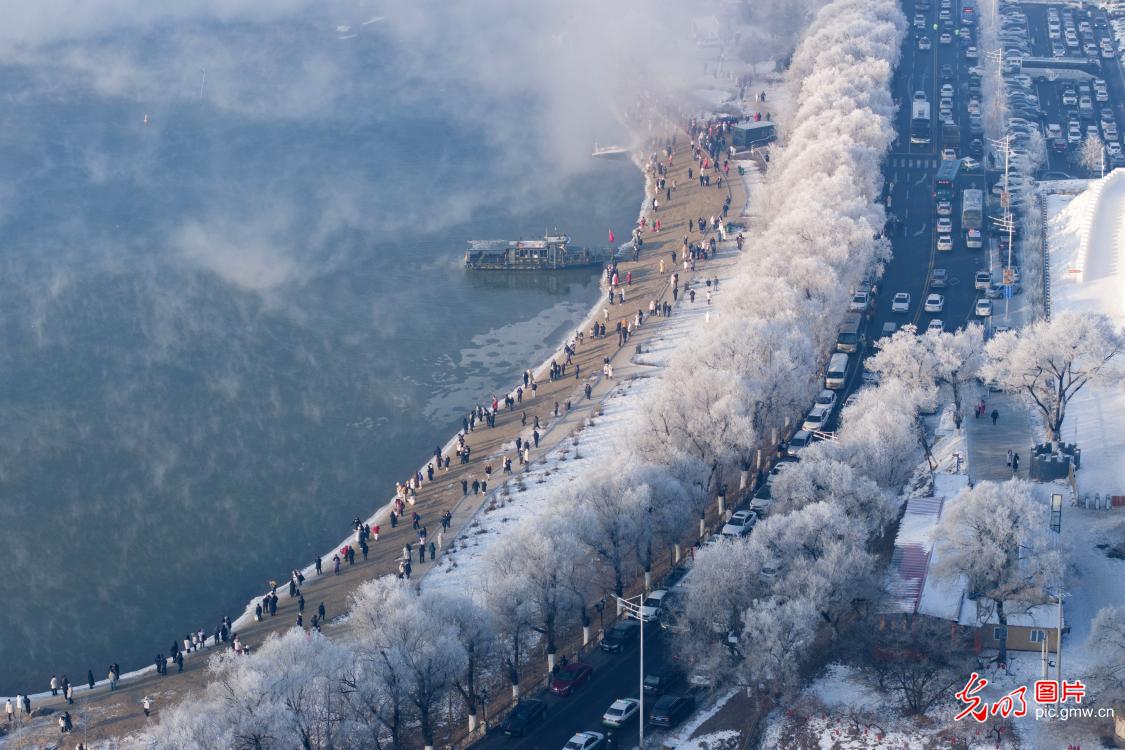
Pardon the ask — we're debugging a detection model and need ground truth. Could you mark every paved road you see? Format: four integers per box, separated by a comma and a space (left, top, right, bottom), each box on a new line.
475, 626, 673, 750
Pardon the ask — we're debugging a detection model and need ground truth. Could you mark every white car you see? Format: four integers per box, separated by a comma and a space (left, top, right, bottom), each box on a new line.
721, 510, 758, 537
940, 83, 954, 98
849, 290, 871, 312
936, 217, 953, 233
960, 157, 980, 171
936, 200, 952, 216
892, 292, 911, 313
565, 732, 605, 750
975, 271, 992, 290
802, 404, 832, 432
936, 234, 953, 251
814, 389, 838, 411
966, 45, 978, 58
942, 148, 957, 161
940, 32, 952, 44
636, 590, 668, 622
975, 298, 993, 317
602, 699, 640, 728
927, 319, 945, 333
924, 293, 945, 312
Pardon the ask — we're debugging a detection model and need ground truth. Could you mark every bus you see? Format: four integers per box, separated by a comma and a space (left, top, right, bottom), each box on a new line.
962, 188, 983, 230
910, 101, 932, 144
935, 159, 960, 198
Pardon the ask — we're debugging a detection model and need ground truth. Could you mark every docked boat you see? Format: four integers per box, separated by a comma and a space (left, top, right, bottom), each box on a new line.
464, 233, 609, 271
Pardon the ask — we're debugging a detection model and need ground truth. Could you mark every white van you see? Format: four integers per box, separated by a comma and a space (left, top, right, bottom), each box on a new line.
825, 352, 850, 390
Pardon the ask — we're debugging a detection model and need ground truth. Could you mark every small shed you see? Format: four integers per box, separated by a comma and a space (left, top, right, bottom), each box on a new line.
732, 122, 776, 150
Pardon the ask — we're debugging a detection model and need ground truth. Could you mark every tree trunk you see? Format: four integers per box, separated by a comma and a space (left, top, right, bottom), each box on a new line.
674, 543, 682, 563
468, 713, 478, 734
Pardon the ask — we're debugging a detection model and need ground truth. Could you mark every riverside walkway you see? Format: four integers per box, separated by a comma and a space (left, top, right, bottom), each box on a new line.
8, 131, 751, 748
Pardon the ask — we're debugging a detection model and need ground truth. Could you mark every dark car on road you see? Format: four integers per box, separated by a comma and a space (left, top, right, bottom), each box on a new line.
501, 699, 548, 736
600, 620, 640, 653
643, 669, 680, 696
549, 662, 594, 696
648, 694, 696, 727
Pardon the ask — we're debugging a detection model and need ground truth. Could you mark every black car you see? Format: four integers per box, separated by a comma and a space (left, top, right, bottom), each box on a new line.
501, 699, 548, 736
643, 669, 680, 695
648, 695, 696, 728
600, 620, 641, 653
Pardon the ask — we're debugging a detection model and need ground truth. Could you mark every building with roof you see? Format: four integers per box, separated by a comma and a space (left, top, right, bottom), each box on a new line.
885, 472, 1062, 652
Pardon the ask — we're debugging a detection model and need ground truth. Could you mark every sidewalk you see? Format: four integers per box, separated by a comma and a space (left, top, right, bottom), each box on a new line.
965, 390, 1034, 483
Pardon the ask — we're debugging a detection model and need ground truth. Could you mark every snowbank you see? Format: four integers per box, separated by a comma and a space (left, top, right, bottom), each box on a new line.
1046, 169, 1125, 497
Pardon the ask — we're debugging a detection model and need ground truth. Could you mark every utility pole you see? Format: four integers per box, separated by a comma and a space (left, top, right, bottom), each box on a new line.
615, 594, 649, 750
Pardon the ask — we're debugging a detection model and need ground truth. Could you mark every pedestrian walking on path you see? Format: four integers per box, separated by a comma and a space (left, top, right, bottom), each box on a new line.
1013, 453, 1020, 472
1006, 449, 1013, 467
143, 696, 153, 718
991, 409, 999, 425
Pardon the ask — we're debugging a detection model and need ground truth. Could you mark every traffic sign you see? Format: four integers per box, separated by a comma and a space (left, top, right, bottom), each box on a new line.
1004, 284, 1013, 300
1003, 267, 1014, 284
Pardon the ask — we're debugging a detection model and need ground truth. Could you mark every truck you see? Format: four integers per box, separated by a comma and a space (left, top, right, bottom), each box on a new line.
961, 188, 983, 231
942, 122, 961, 147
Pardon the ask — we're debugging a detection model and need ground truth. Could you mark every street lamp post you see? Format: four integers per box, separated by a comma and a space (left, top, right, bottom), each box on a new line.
615, 594, 649, 750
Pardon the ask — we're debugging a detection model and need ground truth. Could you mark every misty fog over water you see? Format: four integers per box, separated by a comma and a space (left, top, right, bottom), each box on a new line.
0, 7, 642, 691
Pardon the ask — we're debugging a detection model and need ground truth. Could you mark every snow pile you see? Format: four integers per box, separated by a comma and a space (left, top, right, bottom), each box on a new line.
1046, 170, 1125, 496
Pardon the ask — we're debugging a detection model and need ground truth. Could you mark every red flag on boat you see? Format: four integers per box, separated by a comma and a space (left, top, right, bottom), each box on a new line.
608, 229, 615, 244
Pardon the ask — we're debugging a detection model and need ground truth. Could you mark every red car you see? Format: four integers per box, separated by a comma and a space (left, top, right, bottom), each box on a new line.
549, 662, 594, 696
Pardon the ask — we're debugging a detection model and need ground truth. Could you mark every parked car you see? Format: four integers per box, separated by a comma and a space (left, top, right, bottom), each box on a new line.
602, 699, 640, 728
721, 509, 758, 537
785, 429, 814, 458
924, 293, 945, 312
892, 292, 911, 313
849, 290, 871, 312
927, 319, 945, 333
649, 695, 696, 728
502, 699, 549, 736
635, 590, 669, 622
802, 404, 831, 432
550, 662, 594, 695
814, 389, 838, 410
600, 620, 640, 653
564, 732, 605, 750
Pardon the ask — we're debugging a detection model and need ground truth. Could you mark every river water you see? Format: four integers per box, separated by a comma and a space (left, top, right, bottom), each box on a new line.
0, 15, 640, 692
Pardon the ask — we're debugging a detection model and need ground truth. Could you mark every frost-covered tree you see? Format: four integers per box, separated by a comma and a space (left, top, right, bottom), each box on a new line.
485, 510, 583, 671
769, 456, 898, 534
349, 579, 466, 750
424, 592, 495, 735
935, 481, 1061, 666
819, 380, 921, 488
629, 363, 755, 496
630, 464, 696, 588
134, 629, 357, 750
982, 312, 1125, 443
569, 469, 642, 600
737, 597, 818, 697
1079, 135, 1106, 176
482, 570, 535, 700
